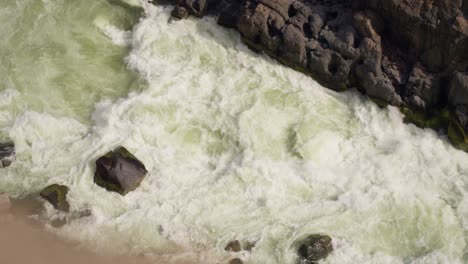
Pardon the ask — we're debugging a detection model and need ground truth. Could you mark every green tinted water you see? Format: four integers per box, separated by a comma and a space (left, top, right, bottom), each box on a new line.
1, 1, 468, 264
0, 0, 141, 128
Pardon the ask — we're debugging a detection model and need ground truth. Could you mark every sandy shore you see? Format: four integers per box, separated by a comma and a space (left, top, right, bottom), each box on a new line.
0, 193, 153, 264
0, 215, 154, 264
0, 194, 214, 264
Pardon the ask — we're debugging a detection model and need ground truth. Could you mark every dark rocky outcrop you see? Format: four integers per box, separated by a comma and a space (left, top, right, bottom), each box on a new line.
40, 184, 70, 212
448, 72, 468, 150
0, 141, 15, 168
155, 0, 468, 151
94, 146, 148, 196
297, 234, 333, 264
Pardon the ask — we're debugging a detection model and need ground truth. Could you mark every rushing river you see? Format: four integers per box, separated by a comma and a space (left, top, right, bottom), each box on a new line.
1, 1, 468, 263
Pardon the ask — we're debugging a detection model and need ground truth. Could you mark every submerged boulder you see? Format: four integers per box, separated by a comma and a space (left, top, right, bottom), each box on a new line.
243, 240, 256, 251
224, 239, 256, 252
94, 146, 147, 196
40, 184, 70, 212
228, 258, 243, 264
0, 141, 15, 168
297, 234, 333, 264
225, 240, 242, 252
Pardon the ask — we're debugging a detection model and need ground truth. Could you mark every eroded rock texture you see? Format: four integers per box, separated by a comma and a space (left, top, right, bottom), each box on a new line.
297, 234, 334, 263
40, 184, 70, 212
158, 0, 468, 150
94, 147, 148, 196
0, 141, 15, 168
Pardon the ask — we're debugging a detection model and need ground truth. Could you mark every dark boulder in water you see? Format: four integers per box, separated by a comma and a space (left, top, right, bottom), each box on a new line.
242, 240, 256, 251
228, 258, 243, 264
171, 5, 189, 20
224, 239, 256, 252
40, 184, 70, 212
94, 146, 148, 196
297, 234, 333, 264
225, 240, 242, 252
0, 141, 15, 168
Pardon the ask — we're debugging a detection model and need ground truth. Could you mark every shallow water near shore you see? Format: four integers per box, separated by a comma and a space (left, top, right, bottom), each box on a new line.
1, 1, 468, 264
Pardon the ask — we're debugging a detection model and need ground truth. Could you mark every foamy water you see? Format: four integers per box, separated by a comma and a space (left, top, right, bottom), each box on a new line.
1, 1, 468, 263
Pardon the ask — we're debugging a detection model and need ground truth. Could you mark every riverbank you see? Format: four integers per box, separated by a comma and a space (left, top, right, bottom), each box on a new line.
0, 196, 152, 264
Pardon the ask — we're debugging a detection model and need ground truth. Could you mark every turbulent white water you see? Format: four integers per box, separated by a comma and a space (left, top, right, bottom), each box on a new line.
1, 1, 468, 263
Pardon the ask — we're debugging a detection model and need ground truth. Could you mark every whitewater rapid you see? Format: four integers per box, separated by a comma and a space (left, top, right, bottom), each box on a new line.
1, 1, 468, 263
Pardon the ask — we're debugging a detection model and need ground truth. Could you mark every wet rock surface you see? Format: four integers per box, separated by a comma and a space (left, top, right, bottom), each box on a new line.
242, 240, 256, 251
40, 184, 70, 212
297, 234, 333, 264
94, 146, 148, 196
225, 239, 256, 253
228, 258, 243, 264
154, 0, 468, 151
0, 141, 15, 168
225, 240, 242, 252
171, 5, 189, 20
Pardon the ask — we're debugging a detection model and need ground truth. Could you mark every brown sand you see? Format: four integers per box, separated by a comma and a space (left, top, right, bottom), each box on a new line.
0, 193, 152, 264
0, 215, 153, 264
0, 193, 217, 264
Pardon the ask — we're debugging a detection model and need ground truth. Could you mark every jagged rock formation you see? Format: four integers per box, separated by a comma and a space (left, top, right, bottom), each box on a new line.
0, 141, 15, 168
297, 234, 334, 263
171, 5, 189, 19
153, 0, 468, 151
94, 147, 148, 195
40, 184, 70, 212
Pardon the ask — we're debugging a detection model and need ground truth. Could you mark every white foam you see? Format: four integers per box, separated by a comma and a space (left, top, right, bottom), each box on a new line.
1, 2, 468, 264
0, 88, 20, 128
95, 18, 133, 46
